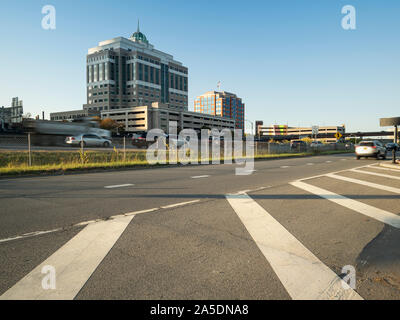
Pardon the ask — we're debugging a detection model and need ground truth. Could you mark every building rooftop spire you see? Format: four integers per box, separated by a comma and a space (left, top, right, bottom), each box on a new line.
131, 19, 149, 44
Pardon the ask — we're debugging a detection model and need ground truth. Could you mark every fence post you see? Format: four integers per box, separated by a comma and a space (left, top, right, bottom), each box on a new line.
28, 133, 32, 167
123, 136, 126, 162
80, 137, 84, 164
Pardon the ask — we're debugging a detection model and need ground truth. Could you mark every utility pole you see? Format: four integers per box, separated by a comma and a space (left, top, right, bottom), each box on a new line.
394, 125, 398, 164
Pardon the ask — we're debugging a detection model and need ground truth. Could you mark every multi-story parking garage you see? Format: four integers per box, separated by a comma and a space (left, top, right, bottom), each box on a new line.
256, 123, 346, 143
101, 102, 235, 134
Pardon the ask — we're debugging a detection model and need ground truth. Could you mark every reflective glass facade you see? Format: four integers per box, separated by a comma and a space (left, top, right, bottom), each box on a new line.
194, 91, 245, 130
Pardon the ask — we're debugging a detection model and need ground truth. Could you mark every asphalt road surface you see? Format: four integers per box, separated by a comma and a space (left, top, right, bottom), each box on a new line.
1, 153, 400, 300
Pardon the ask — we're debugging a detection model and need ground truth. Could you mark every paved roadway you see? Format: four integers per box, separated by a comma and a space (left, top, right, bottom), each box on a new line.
0, 153, 400, 299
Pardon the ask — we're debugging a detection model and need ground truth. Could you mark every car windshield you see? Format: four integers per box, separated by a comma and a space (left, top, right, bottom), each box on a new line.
359, 142, 374, 146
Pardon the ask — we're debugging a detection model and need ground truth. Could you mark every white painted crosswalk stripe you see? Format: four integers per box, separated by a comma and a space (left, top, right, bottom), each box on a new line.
0, 215, 135, 300
226, 192, 362, 300
350, 168, 400, 180
291, 181, 400, 229
367, 165, 400, 173
326, 173, 400, 194
191, 175, 210, 179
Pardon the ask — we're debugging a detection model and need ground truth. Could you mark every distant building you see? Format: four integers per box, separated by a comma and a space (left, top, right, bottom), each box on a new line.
51, 25, 237, 134
50, 109, 100, 121
83, 23, 188, 113
0, 97, 23, 130
101, 102, 235, 133
194, 91, 245, 130
11, 97, 23, 123
0, 106, 11, 130
256, 123, 345, 143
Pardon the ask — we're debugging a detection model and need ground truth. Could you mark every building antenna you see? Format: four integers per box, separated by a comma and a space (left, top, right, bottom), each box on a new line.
137, 19, 140, 32
217, 81, 221, 91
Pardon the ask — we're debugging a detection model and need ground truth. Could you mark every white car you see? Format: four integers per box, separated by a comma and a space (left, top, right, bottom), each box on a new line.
355, 141, 386, 159
65, 134, 112, 147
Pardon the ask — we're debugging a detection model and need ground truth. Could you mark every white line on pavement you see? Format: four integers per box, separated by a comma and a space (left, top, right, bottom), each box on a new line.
191, 175, 210, 179
235, 186, 271, 195
0, 228, 63, 244
226, 192, 362, 300
297, 163, 379, 182
0, 202, 199, 245
290, 181, 400, 229
161, 200, 200, 209
280, 166, 290, 168
0, 215, 135, 300
367, 165, 400, 173
307, 163, 314, 166
325, 161, 332, 163
104, 184, 134, 189
326, 173, 400, 194
350, 169, 400, 180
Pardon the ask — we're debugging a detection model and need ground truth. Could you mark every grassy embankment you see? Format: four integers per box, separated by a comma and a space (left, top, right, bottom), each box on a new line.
0, 149, 353, 176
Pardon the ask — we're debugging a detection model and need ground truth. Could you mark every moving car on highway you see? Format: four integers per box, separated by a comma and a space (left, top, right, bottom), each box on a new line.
355, 140, 386, 160
65, 134, 112, 147
131, 132, 151, 148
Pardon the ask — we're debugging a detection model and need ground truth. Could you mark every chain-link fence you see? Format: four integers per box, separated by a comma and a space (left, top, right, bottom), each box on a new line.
0, 134, 353, 169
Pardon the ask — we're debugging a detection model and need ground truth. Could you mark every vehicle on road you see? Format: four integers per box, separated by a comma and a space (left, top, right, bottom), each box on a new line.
385, 142, 399, 152
131, 132, 189, 149
345, 142, 354, 150
310, 141, 324, 148
65, 134, 112, 147
290, 140, 307, 151
355, 140, 386, 159
167, 135, 190, 148
24, 118, 111, 146
131, 132, 151, 148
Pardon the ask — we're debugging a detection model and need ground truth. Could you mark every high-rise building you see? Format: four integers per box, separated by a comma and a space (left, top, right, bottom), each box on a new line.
194, 91, 245, 130
83, 23, 188, 113
10, 97, 23, 123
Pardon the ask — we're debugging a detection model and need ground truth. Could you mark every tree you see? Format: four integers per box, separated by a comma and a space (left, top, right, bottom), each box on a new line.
100, 118, 119, 130
301, 137, 313, 144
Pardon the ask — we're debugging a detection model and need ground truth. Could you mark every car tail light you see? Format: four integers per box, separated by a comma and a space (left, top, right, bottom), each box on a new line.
372, 146, 376, 149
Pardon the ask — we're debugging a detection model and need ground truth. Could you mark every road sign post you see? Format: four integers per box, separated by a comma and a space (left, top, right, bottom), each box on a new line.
312, 126, 319, 141
335, 132, 343, 141
28, 132, 32, 167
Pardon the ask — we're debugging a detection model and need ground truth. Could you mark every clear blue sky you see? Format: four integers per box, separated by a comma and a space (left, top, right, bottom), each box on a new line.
0, 0, 399, 132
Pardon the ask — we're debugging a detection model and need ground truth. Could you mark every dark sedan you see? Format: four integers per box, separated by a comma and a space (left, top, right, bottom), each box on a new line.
385, 143, 399, 152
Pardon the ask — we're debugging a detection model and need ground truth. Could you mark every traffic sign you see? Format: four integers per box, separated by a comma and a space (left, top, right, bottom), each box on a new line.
335, 132, 343, 140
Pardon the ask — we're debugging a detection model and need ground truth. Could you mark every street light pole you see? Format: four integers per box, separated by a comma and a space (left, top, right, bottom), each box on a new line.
245, 119, 254, 135
393, 125, 398, 164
